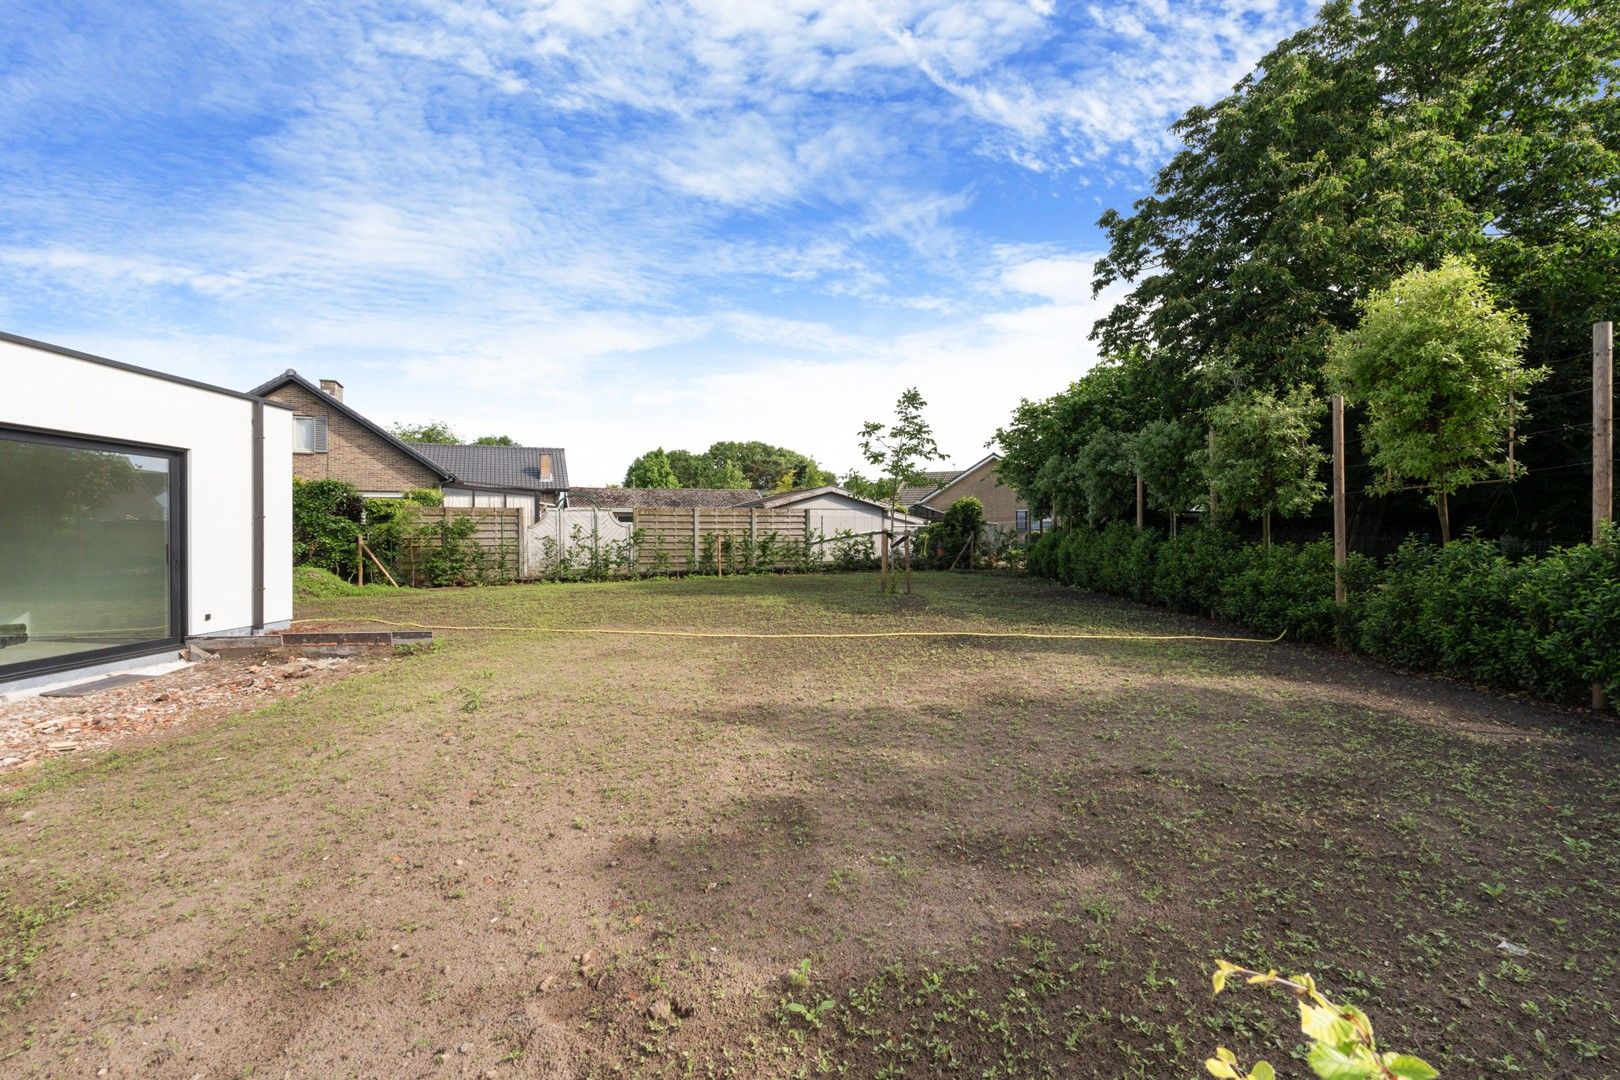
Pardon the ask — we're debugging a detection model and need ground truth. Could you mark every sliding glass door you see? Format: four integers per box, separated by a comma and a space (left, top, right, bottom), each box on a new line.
0, 428, 184, 680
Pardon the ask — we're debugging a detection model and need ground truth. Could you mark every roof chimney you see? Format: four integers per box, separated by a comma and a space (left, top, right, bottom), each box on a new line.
319, 379, 344, 402
538, 452, 553, 481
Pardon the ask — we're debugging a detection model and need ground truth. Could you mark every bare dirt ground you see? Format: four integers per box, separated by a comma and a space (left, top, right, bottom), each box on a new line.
2, 573, 1617, 1078
0, 653, 376, 772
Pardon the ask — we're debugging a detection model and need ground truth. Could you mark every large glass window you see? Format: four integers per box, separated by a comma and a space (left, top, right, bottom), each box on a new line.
0, 430, 181, 678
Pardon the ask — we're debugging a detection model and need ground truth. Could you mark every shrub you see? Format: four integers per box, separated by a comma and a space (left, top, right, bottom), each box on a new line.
1027, 521, 1620, 706
293, 565, 401, 599
292, 479, 364, 578
919, 497, 986, 568
1216, 540, 1347, 642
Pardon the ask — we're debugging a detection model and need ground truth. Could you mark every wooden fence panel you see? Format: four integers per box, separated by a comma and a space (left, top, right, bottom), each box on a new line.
399, 506, 523, 584
632, 507, 812, 572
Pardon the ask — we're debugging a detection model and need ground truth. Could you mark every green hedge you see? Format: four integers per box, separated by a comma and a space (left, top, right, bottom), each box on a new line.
292, 479, 494, 587
1027, 523, 1619, 706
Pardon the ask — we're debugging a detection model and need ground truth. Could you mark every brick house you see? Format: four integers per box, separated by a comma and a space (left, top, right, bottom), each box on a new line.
250, 371, 451, 496
249, 372, 568, 526
907, 453, 1038, 537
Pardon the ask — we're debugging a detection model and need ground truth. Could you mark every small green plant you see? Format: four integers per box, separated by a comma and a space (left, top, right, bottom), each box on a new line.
782, 997, 836, 1030
1207, 961, 1436, 1080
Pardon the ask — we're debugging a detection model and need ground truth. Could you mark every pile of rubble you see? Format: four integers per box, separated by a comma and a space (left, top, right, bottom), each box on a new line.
0, 653, 369, 773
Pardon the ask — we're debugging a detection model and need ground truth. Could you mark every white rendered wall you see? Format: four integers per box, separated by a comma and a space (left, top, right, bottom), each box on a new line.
2, 337, 292, 637
770, 493, 924, 539
261, 407, 293, 628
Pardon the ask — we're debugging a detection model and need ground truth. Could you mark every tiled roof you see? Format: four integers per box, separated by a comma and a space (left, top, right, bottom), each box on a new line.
412, 443, 568, 491
897, 470, 960, 508
565, 487, 762, 509
248, 370, 454, 482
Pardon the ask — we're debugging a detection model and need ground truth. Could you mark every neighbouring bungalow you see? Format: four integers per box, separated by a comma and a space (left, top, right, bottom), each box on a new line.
904, 453, 1042, 537
564, 485, 925, 539
4, 332, 292, 693
249, 370, 567, 526
756, 485, 927, 539
563, 487, 762, 523
413, 443, 568, 525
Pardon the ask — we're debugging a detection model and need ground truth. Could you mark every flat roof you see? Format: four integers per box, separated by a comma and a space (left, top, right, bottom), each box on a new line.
1, 329, 294, 408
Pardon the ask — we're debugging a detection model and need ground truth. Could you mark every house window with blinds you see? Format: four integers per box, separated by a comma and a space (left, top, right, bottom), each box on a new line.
292, 415, 328, 454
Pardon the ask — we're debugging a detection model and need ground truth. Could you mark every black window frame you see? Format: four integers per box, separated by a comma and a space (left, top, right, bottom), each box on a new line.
0, 425, 188, 683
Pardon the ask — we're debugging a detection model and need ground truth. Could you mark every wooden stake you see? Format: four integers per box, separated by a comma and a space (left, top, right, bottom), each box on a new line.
360, 539, 400, 587
1507, 388, 1517, 482
1332, 394, 1347, 607
1135, 471, 1144, 530
1207, 426, 1218, 522
880, 529, 891, 592
692, 508, 701, 572
903, 526, 912, 594
1595, 321, 1613, 545
357, 535, 364, 586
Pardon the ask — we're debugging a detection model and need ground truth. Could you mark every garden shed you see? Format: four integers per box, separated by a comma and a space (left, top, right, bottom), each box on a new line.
1, 331, 293, 692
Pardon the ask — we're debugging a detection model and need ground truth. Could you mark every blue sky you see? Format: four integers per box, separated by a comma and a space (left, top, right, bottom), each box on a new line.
2, 0, 1314, 483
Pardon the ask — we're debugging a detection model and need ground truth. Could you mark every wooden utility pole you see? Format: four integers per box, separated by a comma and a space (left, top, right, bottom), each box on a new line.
1595, 321, 1613, 545
1595, 322, 1614, 714
1332, 394, 1347, 607
1135, 471, 1145, 530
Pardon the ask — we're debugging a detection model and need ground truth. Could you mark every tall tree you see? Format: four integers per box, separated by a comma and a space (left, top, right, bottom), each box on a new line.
647, 442, 829, 490
859, 388, 940, 593
1328, 258, 1543, 543
623, 448, 680, 489
1090, 0, 1619, 531
1128, 418, 1207, 535
994, 349, 1176, 523
473, 435, 518, 446
392, 420, 459, 444
1206, 387, 1328, 548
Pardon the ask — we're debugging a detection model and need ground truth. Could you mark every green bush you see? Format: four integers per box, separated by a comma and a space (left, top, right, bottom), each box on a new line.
293, 565, 403, 599
918, 497, 986, 568
292, 479, 364, 578
291, 480, 509, 588
1026, 521, 1620, 706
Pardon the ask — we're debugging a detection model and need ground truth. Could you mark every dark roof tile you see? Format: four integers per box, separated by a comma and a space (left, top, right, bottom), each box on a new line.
412, 443, 568, 491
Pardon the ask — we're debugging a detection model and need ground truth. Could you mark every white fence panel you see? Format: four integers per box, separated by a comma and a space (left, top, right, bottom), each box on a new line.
525, 506, 635, 577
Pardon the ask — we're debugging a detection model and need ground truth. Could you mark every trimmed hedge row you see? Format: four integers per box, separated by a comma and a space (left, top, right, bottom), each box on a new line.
1027, 522, 1620, 706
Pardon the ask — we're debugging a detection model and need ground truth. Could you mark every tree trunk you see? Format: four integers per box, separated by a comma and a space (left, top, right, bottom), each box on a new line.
1437, 491, 1451, 545
903, 527, 912, 594
1262, 510, 1272, 550
880, 525, 890, 592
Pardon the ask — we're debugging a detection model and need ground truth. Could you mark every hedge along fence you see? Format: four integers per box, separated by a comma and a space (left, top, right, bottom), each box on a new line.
1026, 522, 1620, 707
292, 479, 520, 587
395, 507, 522, 586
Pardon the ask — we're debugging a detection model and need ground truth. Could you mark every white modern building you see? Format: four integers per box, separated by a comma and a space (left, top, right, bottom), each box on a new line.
1, 331, 293, 691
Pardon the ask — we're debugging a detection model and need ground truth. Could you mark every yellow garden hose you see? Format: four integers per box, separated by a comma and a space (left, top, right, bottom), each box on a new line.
291, 616, 1285, 645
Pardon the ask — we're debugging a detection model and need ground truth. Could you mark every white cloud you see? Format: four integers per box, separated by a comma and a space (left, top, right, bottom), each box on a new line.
0, 0, 1316, 484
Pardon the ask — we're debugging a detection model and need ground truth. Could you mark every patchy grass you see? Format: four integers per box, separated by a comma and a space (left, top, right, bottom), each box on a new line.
293, 564, 411, 599
1, 572, 1617, 1076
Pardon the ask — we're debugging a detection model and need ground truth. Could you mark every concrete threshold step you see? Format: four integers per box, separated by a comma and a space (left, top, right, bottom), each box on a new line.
41, 672, 156, 698
186, 630, 433, 656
